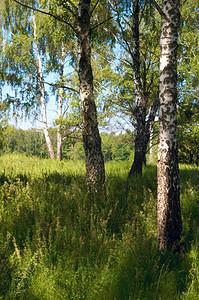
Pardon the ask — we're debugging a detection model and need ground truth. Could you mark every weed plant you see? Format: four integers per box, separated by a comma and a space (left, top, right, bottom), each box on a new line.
0, 154, 198, 299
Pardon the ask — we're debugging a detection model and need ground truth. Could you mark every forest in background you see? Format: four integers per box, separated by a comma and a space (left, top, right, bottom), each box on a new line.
0, 122, 198, 165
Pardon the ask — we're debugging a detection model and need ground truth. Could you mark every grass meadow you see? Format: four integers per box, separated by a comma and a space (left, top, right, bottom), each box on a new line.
0, 154, 198, 299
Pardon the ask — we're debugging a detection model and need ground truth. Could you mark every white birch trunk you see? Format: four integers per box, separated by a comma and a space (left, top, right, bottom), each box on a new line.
57, 43, 66, 161
149, 122, 154, 164
33, 14, 55, 159
157, 0, 183, 251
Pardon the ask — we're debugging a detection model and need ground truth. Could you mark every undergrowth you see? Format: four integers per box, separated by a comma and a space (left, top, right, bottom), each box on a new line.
0, 154, 198, 299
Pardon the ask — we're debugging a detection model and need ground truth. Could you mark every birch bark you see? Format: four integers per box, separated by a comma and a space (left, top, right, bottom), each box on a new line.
57, 43, 66, 161
77, 0, 105, 191
33, 14, 55, 159
149, 122, 154, 164
57, 92, 63, 160
144, 94, 159, 164
157, 0, 183, 251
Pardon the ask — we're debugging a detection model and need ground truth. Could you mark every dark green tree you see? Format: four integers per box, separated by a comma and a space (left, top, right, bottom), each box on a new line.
177, 0, 199, 165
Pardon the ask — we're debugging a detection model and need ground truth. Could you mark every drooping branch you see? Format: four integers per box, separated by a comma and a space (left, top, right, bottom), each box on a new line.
13, 0, 76, 33
107, 0, 134, 59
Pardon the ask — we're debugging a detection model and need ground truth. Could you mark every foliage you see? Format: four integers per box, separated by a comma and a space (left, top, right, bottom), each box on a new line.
0, 154, 198, 299
0, 126, 51, 157
1, 127, 135, 161
177, 99, 199, 165
101, 131, 134, 161
177, 0, 199, 166
0, 0, 198, 165
1, 124, 198, 166
0, 119, 13, 150
104, 0, 160, 123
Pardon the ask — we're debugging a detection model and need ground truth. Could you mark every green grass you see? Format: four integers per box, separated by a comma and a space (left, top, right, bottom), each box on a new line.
0, 154, 198, 299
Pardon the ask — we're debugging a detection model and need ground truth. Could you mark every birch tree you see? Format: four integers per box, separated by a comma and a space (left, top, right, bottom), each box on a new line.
108, 0, 159, 177
2, 0, 77, 160
128, 0, 146, 175
53, 0, 107, 189
32, 13, 55, 159
55, 43, 67, 160
76, 0, 105, 191
10, 0, 107, 191
1, 1, 56, 159
157, 0, 183, 252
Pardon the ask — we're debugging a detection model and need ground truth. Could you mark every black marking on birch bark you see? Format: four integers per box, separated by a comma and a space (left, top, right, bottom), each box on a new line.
157, 0, 183, 252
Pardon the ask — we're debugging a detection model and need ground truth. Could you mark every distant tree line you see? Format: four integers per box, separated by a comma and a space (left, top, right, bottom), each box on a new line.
0, 124, 198, 166
0, 124, 134, 161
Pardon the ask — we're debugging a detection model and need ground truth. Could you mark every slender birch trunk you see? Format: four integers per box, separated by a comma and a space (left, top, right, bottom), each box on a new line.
57, 92, 63, 160
144, 93, 159, 164
77, 0, 105, 192
149, 122, 154, 164
157, 0, 183, 252
57, 44, 66, 161
33, 14, 55, 159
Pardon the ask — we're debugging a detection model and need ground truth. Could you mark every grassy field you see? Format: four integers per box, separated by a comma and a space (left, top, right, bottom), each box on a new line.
0, 154, 198, 299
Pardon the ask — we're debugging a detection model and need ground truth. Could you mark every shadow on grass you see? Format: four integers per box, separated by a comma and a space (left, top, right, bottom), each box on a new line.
0, 163, 198, 299
0, 172, 30, 186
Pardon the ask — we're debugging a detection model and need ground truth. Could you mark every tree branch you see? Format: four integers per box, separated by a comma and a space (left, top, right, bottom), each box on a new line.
64, 0, 78, 12
13, 0, 76, 33
106, 1, 134, 58
60, 0, 78, 16
91, 0, 100, 16
150, 0, 169, 21
91, 17, 113, 31
181, 0, 189, 6
42, 81, 79, 94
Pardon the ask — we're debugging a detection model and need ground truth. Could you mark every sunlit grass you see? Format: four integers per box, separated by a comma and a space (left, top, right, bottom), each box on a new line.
0, 153, 85, 178
0, 154, 198, 299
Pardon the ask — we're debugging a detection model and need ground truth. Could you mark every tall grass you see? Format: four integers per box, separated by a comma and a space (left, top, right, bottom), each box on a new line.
0, 154, 198, 299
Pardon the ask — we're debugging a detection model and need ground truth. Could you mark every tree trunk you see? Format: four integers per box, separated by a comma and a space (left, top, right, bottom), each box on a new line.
33, 14, 55, 160
196, 154, 199, 166
57, 44, 66, 161
189, 152, 193, 164
157, 0, 183, 252
77, 0, 105, 192
144, 93, 159, 164
128, 0, 146, 178
149, 122, 154, 164
57, 98, 63, 160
